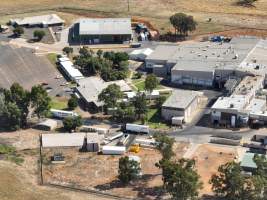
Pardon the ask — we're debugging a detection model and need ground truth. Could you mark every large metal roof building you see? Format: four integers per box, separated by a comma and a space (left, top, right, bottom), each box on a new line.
72, 18, 132, 44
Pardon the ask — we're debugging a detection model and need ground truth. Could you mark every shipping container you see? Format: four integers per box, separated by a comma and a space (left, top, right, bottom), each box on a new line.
126, 123, 149, 134
102, 146, 126, 155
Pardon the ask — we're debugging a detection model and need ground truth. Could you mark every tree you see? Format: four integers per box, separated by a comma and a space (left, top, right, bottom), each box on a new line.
238, 0, 258, 6
98, 84, 123, 108
155, 95, 167, 108
118, 156, 141, 184
210, 161, 255, 200
33, 30, 46, 41
2, 102, 22, 131
133, 92, 147, 120
170, 13, 197, 36
30, 85, 51, 118
96, 49, 103, 58
158, 159, 203, 200
62, 47, 73, 57
13, 26, 24, 36
154, 132, 175, 160
4, 83, 30, 127
145, 74, 158, 93
63, 116, 82, 132
68, 96, 78, 110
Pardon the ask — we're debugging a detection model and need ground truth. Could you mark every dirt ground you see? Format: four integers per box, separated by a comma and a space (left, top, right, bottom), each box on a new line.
0, 129, 117, 200
0, 0, 267, 37
42, 142, 189, 199
192, 144, 237, 195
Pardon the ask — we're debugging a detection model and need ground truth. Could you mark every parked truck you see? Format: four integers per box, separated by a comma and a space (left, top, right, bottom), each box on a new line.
125, 123, 149, 134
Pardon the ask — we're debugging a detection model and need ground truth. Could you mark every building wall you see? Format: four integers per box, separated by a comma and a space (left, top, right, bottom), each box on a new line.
171, 69, 214, 87
161, 96, 198, 122
145, 59, 167, 69
77, 34, 131, 44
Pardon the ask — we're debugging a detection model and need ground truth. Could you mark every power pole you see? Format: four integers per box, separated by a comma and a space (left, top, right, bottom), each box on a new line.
127, 0, 130, 12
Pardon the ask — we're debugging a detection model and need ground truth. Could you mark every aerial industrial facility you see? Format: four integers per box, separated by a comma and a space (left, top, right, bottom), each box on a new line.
146, 37, 267, 88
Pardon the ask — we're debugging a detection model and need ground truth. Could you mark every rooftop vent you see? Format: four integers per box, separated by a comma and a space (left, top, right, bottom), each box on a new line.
230, 104, 234, 108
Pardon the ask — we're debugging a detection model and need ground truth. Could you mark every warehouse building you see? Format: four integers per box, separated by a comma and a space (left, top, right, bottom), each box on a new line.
75, 77, 132, 110
10, 14, 64, 27
72, 18, 132, 44
161, 89, 201, 123
145, 37, 267, 87
41, 132, 102, 152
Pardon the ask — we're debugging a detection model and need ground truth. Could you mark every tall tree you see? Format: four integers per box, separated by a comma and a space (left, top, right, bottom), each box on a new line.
133, 92, 147, 120
30, 85, 51, 118
118, 156, 141, 184
5, 83, 30, 127
63, 116, 82, 132
2, 102, 22, 131
158, 159, 203, 200
210, 161, 254, 200
62, 47, 73, 57
170, 13, 197, 36
154, 132, 175, 160
145, 74, 158, 93
33, 30, 46, 41
68, 96, 78, 110
13, 26, 24, 36
98, 84, 123, 108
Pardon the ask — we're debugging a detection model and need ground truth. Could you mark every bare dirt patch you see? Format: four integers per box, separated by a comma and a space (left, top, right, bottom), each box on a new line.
192, 144, 237, 195
42, 142, 189, 199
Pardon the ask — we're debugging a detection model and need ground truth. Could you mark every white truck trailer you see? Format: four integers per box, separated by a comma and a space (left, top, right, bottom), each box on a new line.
102, 146, 126, 155
50, 109, 78, 119
125, 123, 149, 134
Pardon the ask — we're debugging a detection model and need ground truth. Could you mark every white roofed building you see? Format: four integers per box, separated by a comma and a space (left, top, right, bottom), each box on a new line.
10, 14, 64, 27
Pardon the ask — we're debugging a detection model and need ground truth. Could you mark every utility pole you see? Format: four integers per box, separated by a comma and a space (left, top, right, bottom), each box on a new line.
127, 0, 130, 12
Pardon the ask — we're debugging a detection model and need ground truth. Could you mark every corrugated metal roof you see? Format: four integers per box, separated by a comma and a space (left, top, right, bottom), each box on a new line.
240, 152, 257, 169
76, 77, 131, 107
79, 18, 132, 35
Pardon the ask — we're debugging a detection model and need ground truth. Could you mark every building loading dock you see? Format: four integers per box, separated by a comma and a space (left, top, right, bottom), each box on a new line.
72, 18, 132, 44
161, 89, 201, 123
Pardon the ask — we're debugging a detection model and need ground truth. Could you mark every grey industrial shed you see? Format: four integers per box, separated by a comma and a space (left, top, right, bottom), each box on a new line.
161, 90, 200, 122
72, 18, 132, 44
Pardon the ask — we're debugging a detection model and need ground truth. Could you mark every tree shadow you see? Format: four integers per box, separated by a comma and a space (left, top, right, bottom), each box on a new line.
94, 173, 165, 199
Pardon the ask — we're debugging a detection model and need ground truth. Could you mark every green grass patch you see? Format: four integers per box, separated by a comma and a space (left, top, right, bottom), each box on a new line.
0, 144, 16, 154
135, 107, 169, 129
0, 144, 24, 165
50, 98, 68, 110
47, 53, 58, 67
133, 80, 164, 91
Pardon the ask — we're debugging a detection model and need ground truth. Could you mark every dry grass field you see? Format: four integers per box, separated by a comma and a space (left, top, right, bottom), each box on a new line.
0, 0, 267, 36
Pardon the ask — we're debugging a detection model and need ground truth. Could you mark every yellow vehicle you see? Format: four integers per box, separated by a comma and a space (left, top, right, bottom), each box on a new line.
129, 144, 140, 153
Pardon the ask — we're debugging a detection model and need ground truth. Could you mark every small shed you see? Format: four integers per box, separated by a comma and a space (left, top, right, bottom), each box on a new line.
35, 119, 57, 131
129, 48, 154, 61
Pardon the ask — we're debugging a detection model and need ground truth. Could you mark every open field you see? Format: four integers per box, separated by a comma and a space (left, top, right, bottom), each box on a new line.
0, 0, 267, 37
42, 142, 189, 199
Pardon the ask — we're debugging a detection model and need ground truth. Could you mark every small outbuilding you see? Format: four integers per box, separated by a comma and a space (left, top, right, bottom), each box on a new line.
161, 89, 200, 123
129, 48, 154, 61
35, 119, 57, 131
